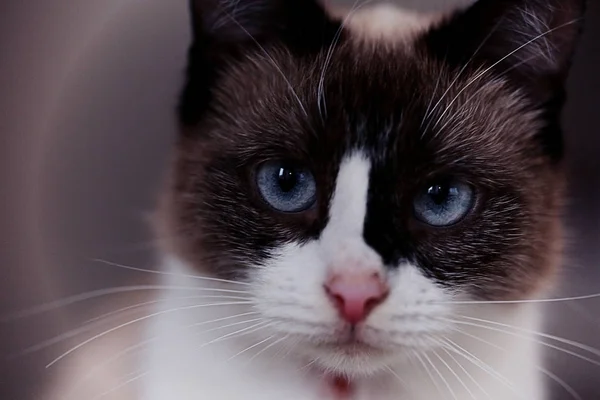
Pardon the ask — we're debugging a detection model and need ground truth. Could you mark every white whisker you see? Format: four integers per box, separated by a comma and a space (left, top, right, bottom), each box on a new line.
45, 301, 254, 368
199, 321, 272, 349
82, 294, 245, 326
246, 334, 288, 364
442, 337, 517, 392
439, 291, 600, 305
384, 365, 407, 389
219, 15, 308, 117
430, 18, 580, 132
94, 258, 252, 286
424, 350, 458, 400
440, 343, 492, 399
227, 335, 275, 362
317, 0, 376, 121
455, 314, 600, 357
3, 285, 251, 321
433, 347, 475, 400
450, 326, 582, 400
422, 17, 505, 133
444, 318, 600, 367
413, 351, 444, 398
538, 366, 582, 400
188, 311, 260, 329
64, 339, 154, 400
15, 295, 249, 357
90, 371, 149, 400
198, 317, 264, 335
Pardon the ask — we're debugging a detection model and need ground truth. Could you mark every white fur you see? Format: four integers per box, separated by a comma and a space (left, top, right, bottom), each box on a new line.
338, 4, 443, 44
136, 153, 546, 399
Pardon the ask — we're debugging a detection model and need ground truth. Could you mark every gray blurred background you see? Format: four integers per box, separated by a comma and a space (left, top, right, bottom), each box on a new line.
0, 0, 598, 399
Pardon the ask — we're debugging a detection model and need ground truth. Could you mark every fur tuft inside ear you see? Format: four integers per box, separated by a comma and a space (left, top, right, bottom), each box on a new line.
425, 0, 585, 94
424, 0, 585, 164
178, 0, 339, 127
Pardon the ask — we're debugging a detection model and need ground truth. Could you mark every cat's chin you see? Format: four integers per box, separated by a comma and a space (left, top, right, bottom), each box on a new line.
299, 339, 408, 378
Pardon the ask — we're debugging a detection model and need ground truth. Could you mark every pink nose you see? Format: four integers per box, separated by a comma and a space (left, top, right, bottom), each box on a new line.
324, 271, 389, 324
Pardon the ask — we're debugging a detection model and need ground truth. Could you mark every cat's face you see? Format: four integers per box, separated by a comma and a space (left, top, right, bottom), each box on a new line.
160, 0, 583, 376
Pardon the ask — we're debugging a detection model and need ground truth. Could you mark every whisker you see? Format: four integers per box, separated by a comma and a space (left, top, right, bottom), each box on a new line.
384, 365, 407, 389
440, 343, 492, 399
219, 14, 308, 117
227, 335, 275, 362
430, 18, 581, 132
188, 311, 260, 329
45, 301, 254, 368
298, 356, 319, 374
63, 339, 155, 399
93, 258, 252, 286
443, 317, 600, 367
246, 334, 288, 364
432, 347, 476, 400
412, 351, 444, 398
90, 371, 149, 400
450, 325, 503, 351
3, 285, 251, 321
422, 16, 505, 133
64, 311, 261, 398
455, 314, 600, 358
450, 326, 581, 400
278, 336, 301, 364
199, 321, 272, 350
12, 294, 251, 357
424, 350, 458, 400
538, 366, 582, 400
317, 0, 376, 121
81, 294, 245, 326
442, 337, 517, 392
438, 291, 600, 306
197, 317, 264, 335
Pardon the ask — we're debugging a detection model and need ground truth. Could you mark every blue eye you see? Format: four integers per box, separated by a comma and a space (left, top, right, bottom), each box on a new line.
256, 161, 317, 212
413, 180, 475, 226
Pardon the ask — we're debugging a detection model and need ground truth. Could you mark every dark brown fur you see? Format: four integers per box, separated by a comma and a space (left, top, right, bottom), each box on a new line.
156, 0, 583, 300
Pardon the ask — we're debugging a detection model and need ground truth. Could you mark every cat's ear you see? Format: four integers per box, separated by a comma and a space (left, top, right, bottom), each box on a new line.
424, 0, 585, 99
188, 0, 339, 55
179, 0, 339, 126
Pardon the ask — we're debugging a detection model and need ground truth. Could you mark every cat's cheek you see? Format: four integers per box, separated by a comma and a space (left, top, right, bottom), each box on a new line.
249, 242, 338, 331
366, 264, 454, 348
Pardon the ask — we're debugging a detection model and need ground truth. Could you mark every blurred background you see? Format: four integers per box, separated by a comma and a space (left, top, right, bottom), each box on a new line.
0, 0, 598, 399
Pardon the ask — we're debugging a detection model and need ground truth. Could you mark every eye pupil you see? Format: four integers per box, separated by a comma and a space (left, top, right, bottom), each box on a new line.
427, 184, 449, 205
277, 167, 298, 193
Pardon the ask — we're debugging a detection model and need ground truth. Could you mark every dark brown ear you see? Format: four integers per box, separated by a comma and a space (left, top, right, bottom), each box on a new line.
178, 0, 340, 126
424, 0, 585, 98
189, 0, 338, 50
423, 0, 585, 162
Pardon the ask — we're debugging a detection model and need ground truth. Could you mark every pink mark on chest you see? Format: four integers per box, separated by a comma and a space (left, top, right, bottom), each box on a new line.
328, 375, 354, 399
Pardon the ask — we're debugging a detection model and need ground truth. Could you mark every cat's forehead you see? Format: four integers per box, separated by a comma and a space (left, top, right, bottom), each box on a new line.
206, 34, 541, 179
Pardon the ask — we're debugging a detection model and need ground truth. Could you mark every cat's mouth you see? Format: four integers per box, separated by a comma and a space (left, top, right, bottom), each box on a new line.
315, 335, 381, 355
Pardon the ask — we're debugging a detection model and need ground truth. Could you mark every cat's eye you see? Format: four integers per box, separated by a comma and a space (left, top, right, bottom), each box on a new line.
413, 179, 475, 227
256, 161, 317, 213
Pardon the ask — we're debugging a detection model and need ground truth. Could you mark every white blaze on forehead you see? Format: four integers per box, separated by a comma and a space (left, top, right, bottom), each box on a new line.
332, 3, 443, 44
325, 152, 371, 238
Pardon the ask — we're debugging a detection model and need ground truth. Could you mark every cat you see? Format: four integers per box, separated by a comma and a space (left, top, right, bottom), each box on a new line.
48, 0, 587, 399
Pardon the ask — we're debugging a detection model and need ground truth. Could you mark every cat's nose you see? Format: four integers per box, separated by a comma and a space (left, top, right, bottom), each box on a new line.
324, 271, 389, 324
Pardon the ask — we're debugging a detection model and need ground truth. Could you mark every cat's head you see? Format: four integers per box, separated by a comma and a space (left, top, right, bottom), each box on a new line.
159, 0, 584, 376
